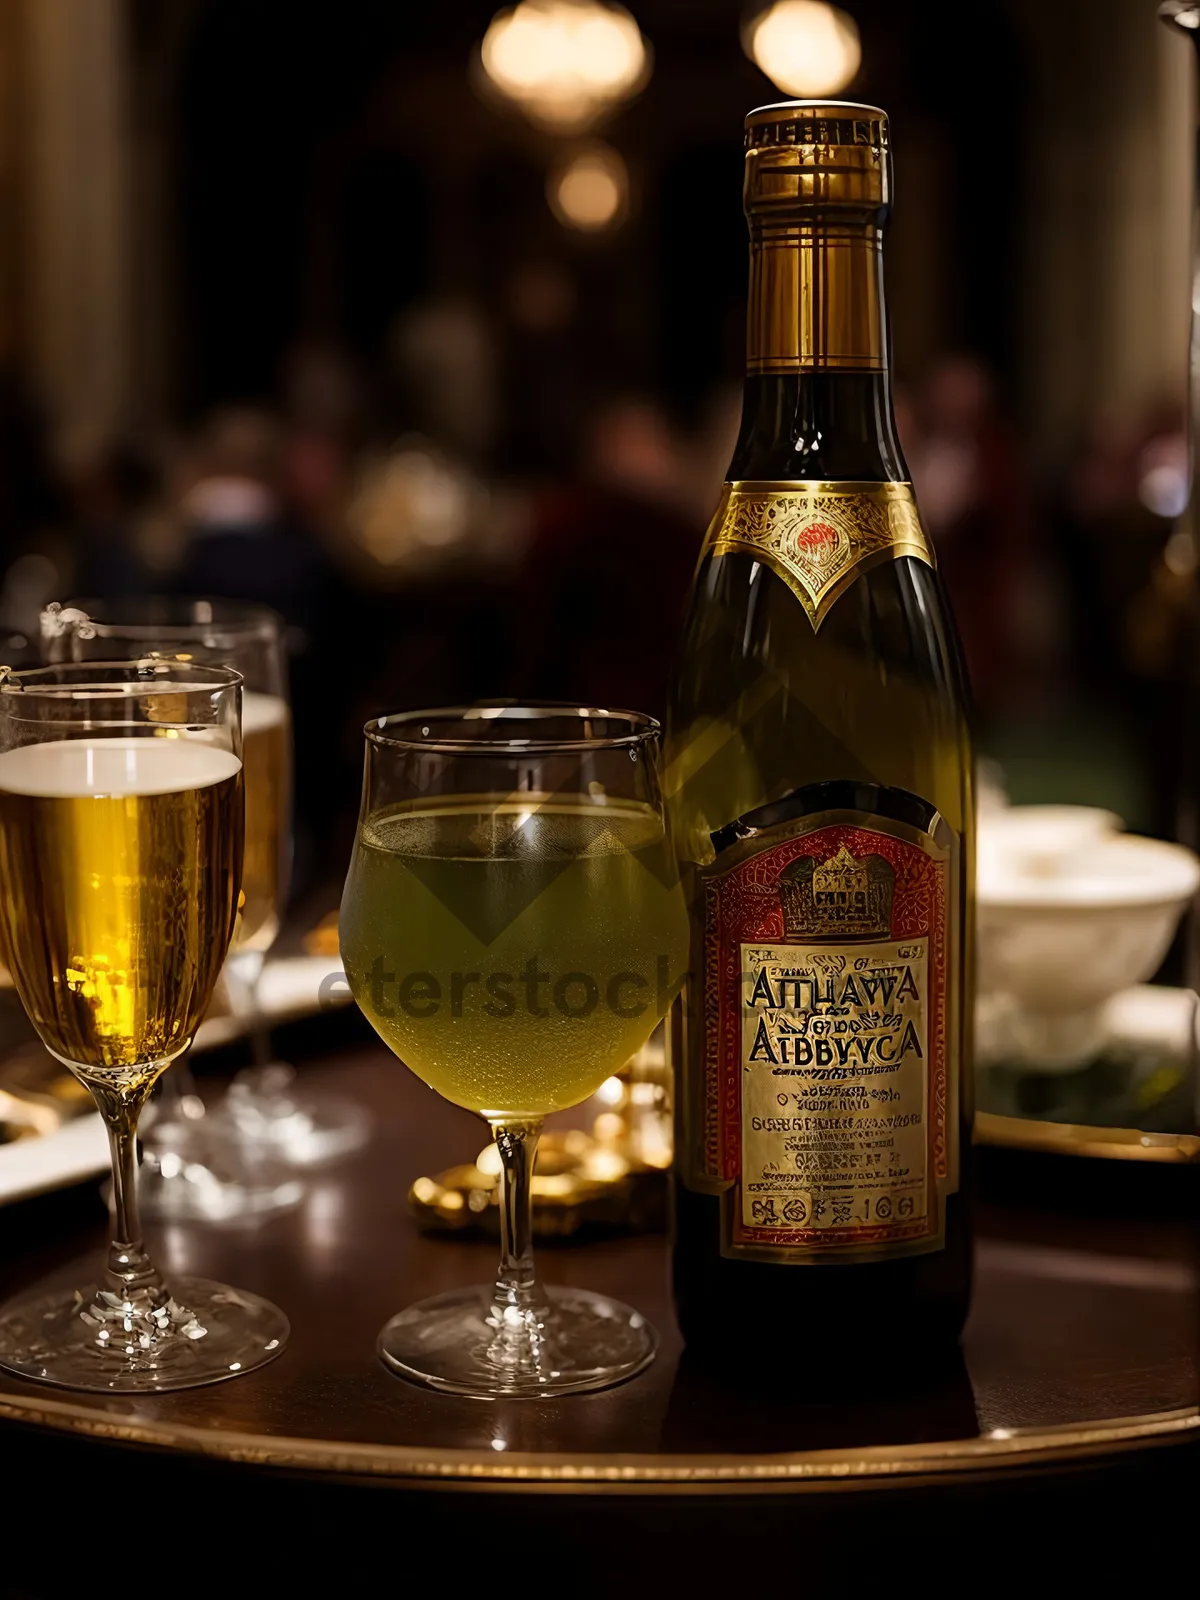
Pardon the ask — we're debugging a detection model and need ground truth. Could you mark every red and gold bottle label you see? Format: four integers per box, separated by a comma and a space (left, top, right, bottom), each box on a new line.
704, 480, 934, 630
698, 808, 957, 1262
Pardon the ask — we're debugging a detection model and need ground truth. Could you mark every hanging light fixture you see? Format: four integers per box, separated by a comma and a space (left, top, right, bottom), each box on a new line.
548, 143, 629, 231
743, 1, 862, 99
479, 0, 650, 132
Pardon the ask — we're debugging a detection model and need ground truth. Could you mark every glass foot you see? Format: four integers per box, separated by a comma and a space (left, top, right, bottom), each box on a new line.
0, 1275, 289, 1393
137, 1107, 306, 1225
223, 1063, 373, 1167
377, 1284, 656, 1399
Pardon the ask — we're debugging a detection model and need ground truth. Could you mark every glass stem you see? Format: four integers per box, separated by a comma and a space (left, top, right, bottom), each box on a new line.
488, 1118, 548, 1371
227, 950, 274, 1069
91, 1080, 163, 1301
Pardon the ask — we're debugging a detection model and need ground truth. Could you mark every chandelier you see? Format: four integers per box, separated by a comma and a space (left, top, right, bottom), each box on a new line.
744, 1, 862, 99
480, 0, 651, 132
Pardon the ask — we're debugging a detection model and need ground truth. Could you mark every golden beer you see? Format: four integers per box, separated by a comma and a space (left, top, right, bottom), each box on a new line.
235, 690, 291, 954
0, 737, 243, 1084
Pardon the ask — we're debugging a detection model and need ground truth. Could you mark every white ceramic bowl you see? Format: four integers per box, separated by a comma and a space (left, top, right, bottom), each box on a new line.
977, 804, 1122, 879
977, 832, 1200, 1071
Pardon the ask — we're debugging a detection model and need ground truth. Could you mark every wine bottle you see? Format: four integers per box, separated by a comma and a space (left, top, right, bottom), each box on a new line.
666, 101, 974, 1359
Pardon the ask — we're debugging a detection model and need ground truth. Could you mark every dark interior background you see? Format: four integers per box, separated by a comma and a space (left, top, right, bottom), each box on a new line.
0, 0, 1191, 892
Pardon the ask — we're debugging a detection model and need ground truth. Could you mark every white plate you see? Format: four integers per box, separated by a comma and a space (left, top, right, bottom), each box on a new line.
193, 954, 350, 1049
0, 1112, 109, 1206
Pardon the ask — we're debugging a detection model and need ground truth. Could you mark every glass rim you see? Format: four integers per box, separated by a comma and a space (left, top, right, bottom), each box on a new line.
0, 659, 244, 703
44, 596, 283, 644
363, 701, 661, 755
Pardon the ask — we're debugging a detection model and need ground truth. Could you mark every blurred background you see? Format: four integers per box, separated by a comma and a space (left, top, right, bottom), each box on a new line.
0, 0, 1192, 894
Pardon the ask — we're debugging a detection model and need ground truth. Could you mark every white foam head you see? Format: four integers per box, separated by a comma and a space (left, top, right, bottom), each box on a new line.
241, 691, 289, 736
0, 737, 241, 798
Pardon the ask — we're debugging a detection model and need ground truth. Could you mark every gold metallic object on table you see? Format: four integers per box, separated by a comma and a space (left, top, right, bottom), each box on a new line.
410, 1034, 673, 1237
303, 909, 341, 958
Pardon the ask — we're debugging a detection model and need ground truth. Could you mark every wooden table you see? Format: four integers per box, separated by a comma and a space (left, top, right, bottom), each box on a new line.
1, 1021, 1197, 1589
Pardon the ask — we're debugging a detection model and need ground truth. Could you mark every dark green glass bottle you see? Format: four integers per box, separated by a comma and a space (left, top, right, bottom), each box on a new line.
667, 101, 974, 1360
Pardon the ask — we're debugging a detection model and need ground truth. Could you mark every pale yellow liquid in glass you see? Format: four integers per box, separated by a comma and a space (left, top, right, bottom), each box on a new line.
340, 797, 688, 1118
234, 690, 291, 954
0, 737, 243, 1084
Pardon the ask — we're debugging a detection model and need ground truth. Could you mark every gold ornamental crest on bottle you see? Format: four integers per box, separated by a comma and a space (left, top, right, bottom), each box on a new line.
666, 100, 974, 1358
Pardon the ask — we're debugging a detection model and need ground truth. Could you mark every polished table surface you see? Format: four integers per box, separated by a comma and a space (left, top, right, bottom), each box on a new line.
0, 1029, 1196, 1497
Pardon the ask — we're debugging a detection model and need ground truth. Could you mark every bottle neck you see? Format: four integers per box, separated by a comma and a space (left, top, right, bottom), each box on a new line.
747, 220, 886, 376
731, 218, 906, 484
728, 374, 907, 482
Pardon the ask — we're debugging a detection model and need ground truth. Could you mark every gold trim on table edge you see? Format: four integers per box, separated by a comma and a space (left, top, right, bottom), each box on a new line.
0, 1392, 1195, 1490
975, 1112, 1200, 1163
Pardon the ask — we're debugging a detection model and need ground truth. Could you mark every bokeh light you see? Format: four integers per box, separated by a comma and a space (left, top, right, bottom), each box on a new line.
480, 0, 649, 131
347, 444, 477, 571
548, 144, 628, 231
744, 1, 862, 99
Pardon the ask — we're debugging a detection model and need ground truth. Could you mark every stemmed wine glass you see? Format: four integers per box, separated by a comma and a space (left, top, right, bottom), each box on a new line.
0, 661, 288, 1390
41, 598, 370, 1201
339, 704, 688, 1397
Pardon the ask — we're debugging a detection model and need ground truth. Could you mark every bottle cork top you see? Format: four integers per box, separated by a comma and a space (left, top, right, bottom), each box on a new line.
743, 101, 889, 221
